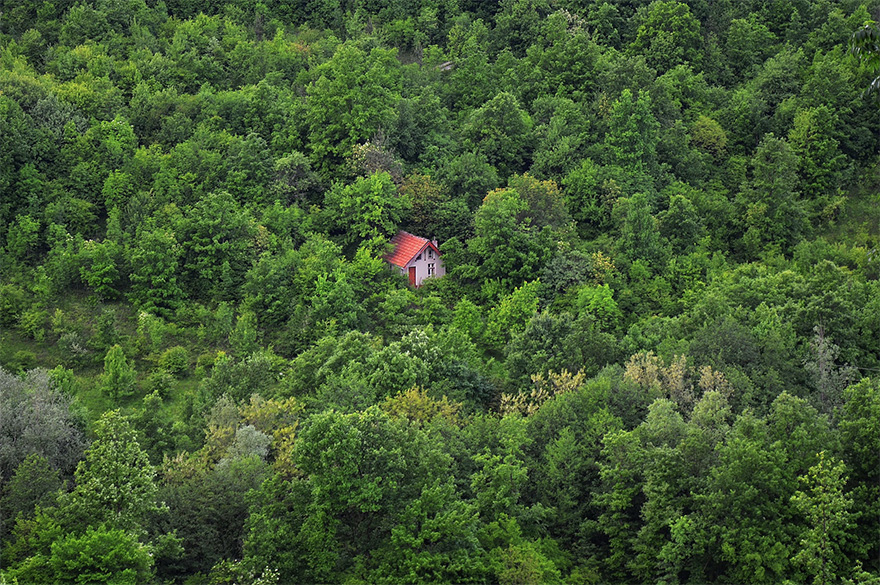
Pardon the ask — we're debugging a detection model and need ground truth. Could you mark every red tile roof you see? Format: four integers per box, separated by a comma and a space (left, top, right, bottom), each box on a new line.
384, 231, 437, 268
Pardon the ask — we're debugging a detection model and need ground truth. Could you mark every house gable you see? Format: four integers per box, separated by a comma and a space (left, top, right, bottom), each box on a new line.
384, 231, 445, 286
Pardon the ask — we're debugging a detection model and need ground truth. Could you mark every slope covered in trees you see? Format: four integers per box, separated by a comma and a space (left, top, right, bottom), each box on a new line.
1, 0, 879, 583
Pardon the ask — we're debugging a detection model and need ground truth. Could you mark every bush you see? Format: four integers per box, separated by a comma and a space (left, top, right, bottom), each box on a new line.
0, 284, 27, 327
19, 308, 48, 341
145, 370, 176, 399
11, 350, 38, 373
159, 346, 190, 379
58, 332, 91, 367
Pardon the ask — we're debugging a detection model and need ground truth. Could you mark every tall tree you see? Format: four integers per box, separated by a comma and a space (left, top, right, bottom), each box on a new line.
61, 410, 162, 533
629, 1, 702, 72
306, 43, 403, 180
324, 171, 408, 252
603, 89, 660, 184
736, 134, 808, 257
790, 452, 854, 585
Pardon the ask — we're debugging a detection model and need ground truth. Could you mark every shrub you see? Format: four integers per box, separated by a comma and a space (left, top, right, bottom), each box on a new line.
159, 346, 190, 379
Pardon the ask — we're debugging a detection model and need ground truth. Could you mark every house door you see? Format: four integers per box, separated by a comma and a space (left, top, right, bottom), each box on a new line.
408, 267, 417, 286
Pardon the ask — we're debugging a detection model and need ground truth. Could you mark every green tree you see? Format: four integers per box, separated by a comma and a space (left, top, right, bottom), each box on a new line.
506, 173, 571, 230
461, 91, 535, 179
790, 452, 854, 585
603, 89, 660, 183
48, 525, 154, 585
838, 378, 880, 570
158, 346, 190, 379
658, 192, 706, 253
468, 188, 553, 292
629, 1, 702, 72
620, 192, 666, 268
162, 453, 270, 577
78, 239, 123, 300
443, 18, 495, 112
306, 43, 403, 180
736, 134, 808, 257
66, 116, 138, 211
529, 96, 591, 179
242, 247, 301, 328
324, 171, 407, 251
434, 151, 500, 211
291, 407, 444, 583
361, 479, 488, 584
577, 284, 623, 331
271, 150, 319, 204
102, 345, 137, 401
690, 114, 728, 159
0, 453, 62, 542
128, 222, 185, 318
229, 310, 260, 357
725, 16, 778, 77
176, 191, 257, 301
493, 0, 551, 57
850, 22, 880, 99
0, 95, 36, 228
562, 158, 623, 235
485, 280, 541, 350
222, 132, 274, 204
62, 410, 161, 533
788, 106, 846, 225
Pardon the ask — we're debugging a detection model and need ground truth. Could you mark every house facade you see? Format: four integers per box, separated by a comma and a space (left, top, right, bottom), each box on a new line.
384, 231, 446, 287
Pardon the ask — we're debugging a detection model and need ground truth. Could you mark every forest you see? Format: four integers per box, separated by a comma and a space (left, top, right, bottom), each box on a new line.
0, 0, 879, 583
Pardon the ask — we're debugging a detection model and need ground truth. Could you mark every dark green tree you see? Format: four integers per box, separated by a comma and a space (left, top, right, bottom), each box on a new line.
620, 192, 666, 268
603, 89, 660, 184
128, 221, 185, 318
629, 1, 702, 72
736, 134, 808, 257
0, 454, 62, 542
850, 22, 880, 99
461, 92, 535, 179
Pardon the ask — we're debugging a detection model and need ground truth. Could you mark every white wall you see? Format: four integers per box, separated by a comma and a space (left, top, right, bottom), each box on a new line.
405, 245, 445, 286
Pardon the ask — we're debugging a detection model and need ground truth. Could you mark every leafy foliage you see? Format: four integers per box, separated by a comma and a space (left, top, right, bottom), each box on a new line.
1, 1, 879, 583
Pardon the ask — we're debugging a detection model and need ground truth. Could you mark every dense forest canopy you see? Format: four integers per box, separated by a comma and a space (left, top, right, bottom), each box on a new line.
1, 0, 879, 583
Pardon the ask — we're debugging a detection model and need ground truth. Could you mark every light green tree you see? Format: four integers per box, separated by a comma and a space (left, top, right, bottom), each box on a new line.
324, 171, 407, 251
102, 345, 136, 401
63, 410, 162, 532
49, 525, 154, 585
790, 452, 854, 585
485, 281, 541, 350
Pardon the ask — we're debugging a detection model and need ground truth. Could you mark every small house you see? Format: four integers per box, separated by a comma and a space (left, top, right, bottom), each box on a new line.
384, 231, 445, 287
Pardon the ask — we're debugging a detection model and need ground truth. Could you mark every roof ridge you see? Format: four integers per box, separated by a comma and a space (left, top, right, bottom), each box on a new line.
384, 230, 437, 268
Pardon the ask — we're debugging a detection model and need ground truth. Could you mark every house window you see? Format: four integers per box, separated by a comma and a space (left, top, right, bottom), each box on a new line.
427, 263, 435, 276
428, 248, 434, 259
416, 253, 422, 261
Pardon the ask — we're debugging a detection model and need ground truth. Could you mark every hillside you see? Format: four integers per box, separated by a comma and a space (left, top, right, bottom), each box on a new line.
1, 1, 879, 583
